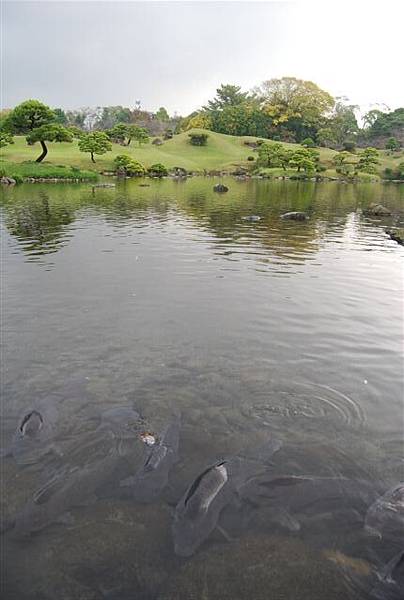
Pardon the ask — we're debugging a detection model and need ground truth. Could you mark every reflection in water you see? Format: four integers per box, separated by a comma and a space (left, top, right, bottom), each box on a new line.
1, 179, 403, 599
5, 191, 75, 257
2, 178, 403, 266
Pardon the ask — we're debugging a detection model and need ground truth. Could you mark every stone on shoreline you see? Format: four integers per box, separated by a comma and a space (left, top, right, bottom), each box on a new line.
386, 228, 404, 245
1, 176, 16, 185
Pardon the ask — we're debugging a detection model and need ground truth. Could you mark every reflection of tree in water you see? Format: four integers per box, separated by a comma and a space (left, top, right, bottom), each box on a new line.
4, 179, 401, 263
5, 192, 75, 257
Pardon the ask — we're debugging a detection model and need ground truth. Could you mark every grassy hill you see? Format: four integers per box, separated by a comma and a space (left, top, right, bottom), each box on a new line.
1, 129, 402, 177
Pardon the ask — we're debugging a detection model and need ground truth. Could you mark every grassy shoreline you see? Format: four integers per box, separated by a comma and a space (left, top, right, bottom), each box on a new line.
0, 160, 98, 183
1, 129, 402, 183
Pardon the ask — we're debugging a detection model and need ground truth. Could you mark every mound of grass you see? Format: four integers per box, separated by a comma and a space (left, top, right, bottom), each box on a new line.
1, 130, 401, 177
0, 161, 98, 182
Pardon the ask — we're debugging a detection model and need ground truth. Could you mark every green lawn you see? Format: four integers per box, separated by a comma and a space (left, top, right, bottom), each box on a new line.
1, 129, 402, 176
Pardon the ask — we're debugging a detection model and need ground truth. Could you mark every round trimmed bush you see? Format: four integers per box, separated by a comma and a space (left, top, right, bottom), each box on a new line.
247, 156, 255, 161
301, 137, 315, 148
148, 163, 168, 177
114, 155, 145, 177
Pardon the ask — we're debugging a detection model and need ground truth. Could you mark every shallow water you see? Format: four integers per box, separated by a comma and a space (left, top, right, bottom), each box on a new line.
1, 178, 403, 599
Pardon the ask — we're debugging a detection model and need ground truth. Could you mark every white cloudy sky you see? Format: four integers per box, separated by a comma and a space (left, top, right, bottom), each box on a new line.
3, 0, 403, 115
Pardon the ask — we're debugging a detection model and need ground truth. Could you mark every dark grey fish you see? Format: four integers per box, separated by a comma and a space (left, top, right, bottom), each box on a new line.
280, 211, 308, 221
172, 437, 282, 557
10, 449, 131, 537
119, 419, 180, 503
1, 407, 58, 466
365, 482, 404, 541
241, 475, 377, 532
371, 550, 404, 600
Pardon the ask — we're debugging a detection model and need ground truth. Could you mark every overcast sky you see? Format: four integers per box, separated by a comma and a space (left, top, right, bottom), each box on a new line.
3, 1, 403, 116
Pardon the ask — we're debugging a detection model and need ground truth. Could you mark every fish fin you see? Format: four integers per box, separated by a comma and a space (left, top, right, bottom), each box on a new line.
216, 525, 235, 543
237, 438, 282, 466
378, 550, 404, 583
57, 512, 75, 526
257, 475, 308, 488
33, 474, 66, 504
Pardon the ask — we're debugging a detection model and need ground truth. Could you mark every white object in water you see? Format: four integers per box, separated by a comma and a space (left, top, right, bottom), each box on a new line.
141, 432, 156, 446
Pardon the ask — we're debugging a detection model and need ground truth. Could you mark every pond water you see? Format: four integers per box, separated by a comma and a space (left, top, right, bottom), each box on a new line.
1, 178, 403, 599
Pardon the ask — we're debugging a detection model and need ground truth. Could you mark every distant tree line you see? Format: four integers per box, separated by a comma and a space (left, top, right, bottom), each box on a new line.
182, 79, 403, 150
0, 76, 402, 164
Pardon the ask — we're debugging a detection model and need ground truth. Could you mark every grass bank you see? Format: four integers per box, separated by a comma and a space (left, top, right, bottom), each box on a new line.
0, 161, 98, 183
1, 129, 402, 177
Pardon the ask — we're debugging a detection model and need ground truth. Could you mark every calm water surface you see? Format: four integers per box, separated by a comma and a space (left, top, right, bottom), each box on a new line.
1, 178, 403, 599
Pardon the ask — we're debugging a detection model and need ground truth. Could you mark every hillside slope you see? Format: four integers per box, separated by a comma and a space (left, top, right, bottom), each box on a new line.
1, 129, 402, 174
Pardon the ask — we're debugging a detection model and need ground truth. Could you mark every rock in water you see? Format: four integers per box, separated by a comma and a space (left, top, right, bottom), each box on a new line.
241, 215, 261, 222
213, 184, 229, 193
280, 211, 308, 221
365, 203, 392, 216
386, 229, 404, 245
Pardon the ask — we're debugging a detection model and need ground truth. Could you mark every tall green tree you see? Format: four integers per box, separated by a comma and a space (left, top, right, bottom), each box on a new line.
288, 147, 319, 173
356, 147, 380, 174
78, 132, 112, 163
254, 77, 334, 141
155, 107, 170, 122
316, 127, 337, 147
127, 125, 149, 146
327, 99, 359, 145
96, 106, 132, 130
205, 84, 248, 111
5, 99, 73, 162
5, 99, 55, 133
26, 124, 73, 162
53, 108, 67, 125
107, 123, 128, 144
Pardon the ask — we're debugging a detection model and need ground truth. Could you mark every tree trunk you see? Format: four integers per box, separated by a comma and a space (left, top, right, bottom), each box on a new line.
126, 138, 131, 146
36, 140, 48, 163
91, 152, 96, 163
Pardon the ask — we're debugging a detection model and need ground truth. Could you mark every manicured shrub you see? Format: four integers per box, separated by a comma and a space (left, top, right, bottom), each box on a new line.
385, 137, 400, 151
342, 140, 356, 152
148, 163, 168, 177
301, 137, 315, 148
188, 133, 208, 146
114, 154, 145, 176
247, 156, 255, 161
